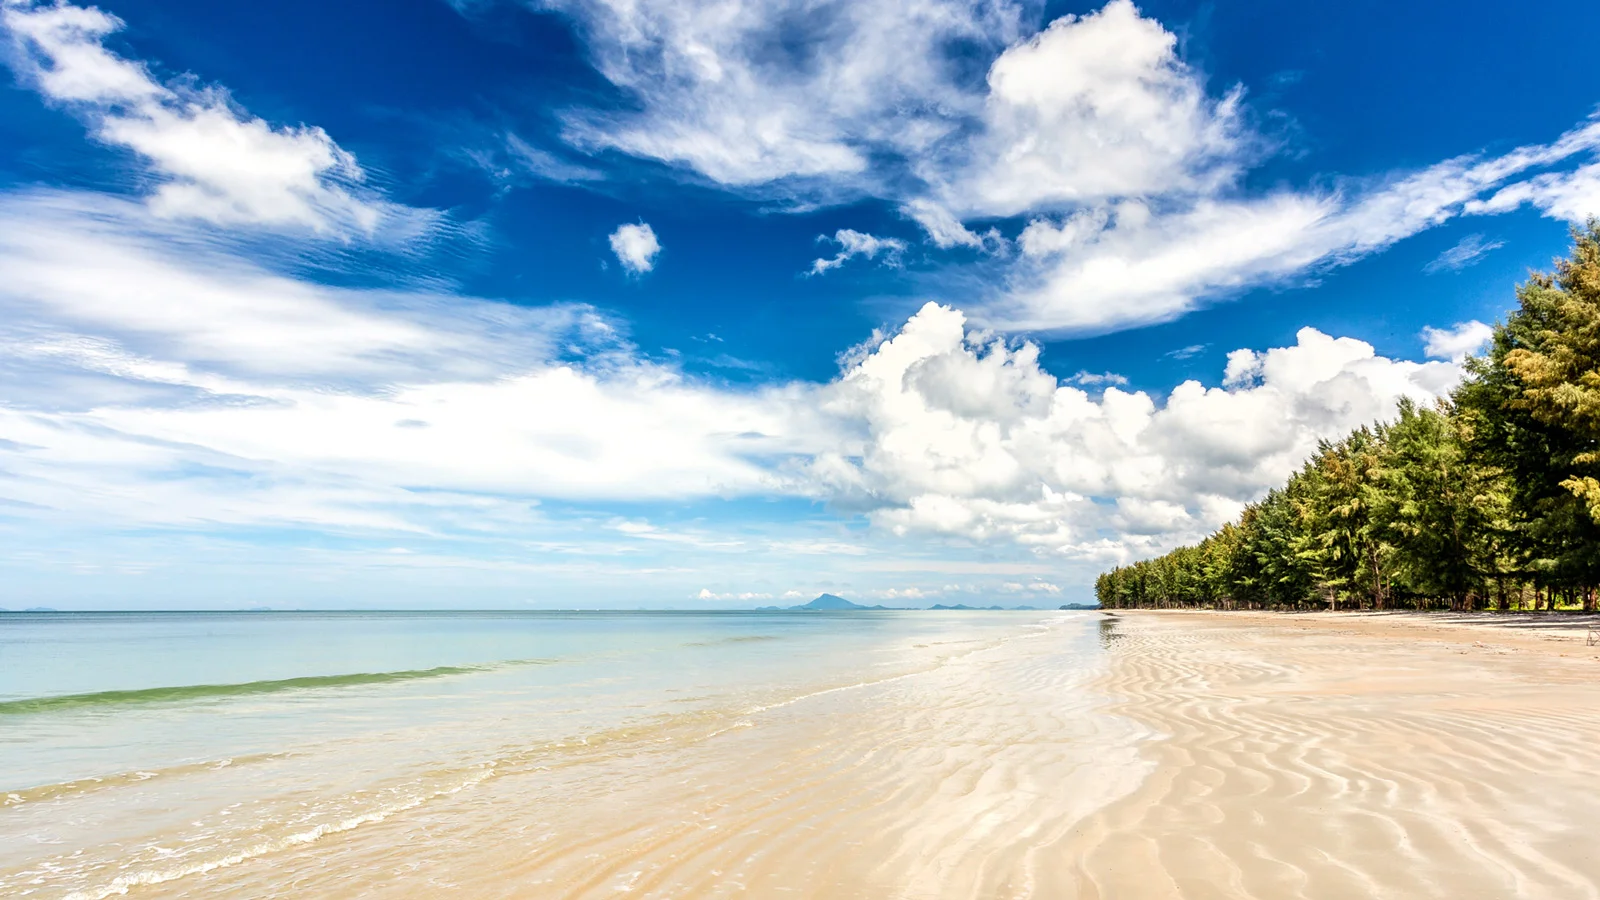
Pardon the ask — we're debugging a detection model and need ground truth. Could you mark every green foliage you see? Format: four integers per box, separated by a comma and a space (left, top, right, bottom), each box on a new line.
1096, 224, 1600, 612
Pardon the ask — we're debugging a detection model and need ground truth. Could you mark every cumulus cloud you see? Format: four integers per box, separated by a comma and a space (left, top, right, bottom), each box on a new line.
1421, 321, 1494, 363
1424, 234, 1504, 273
920, 0, 1246, 220
0, 0, 404, 234
609, 222, 661, 273
809, 229, 907, 275
805, 303, 1461, 561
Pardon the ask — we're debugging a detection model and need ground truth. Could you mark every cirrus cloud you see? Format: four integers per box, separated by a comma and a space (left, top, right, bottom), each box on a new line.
0, 0, 421, 235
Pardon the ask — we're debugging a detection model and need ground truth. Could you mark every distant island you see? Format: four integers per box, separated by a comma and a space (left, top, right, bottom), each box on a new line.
757, 593, 888, 611
755, 594, 1090, 612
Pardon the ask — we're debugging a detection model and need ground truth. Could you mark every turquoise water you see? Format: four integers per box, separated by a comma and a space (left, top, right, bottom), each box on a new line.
0, 610, 1077, 897
0, 610, 1046, 784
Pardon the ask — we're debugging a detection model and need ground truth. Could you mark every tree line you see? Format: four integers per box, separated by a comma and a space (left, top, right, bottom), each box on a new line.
1095, 224, 1600, 613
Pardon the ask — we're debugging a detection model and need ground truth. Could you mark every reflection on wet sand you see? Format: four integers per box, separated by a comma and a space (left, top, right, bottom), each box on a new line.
163, 616, 1148, 899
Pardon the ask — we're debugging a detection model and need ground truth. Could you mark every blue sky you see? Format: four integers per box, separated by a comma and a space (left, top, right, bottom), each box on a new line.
0, 0, 1597, 609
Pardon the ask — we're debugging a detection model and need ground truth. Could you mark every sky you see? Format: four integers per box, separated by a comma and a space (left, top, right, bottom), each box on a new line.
1, 0, 1597, 609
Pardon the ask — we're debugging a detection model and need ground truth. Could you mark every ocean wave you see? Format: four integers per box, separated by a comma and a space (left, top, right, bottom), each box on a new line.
0, 658, 558, 716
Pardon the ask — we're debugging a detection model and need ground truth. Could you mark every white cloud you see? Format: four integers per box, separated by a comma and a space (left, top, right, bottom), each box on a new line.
921, 0, 1246, 219
609, 222, 661, 273
1468, 160, 1600, 224
804, 302, 1462, 562
0, 192, 561, 384
865, 586, 937, 600
809, 229, 907, 275
517, 0, 1600, 334
1424, 233, 1504, 273
533, 0, 1242, 222
998, 581, 1059, 594
1, 0, 401, 234
0, 188, 1484, 565
981, 118, 1600, 332
0, 193, 834, 532
1421, 321, 1493, 363
0, 199, 1469, 565
695, 588, 774, 601
540, 0, 1024, 190
1068, 371, 1128, 387
503, 133, 604, 183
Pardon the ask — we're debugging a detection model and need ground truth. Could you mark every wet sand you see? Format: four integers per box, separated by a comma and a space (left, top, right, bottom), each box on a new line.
33, 611, 1600, 898
1067, 610, 1600, 898
138, 616, 1152, 899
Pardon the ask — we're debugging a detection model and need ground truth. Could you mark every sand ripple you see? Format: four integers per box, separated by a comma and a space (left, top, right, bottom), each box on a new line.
1059, 612, 1600, 899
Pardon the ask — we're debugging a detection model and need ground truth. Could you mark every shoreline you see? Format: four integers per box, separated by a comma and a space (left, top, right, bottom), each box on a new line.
11, 611, 1597, 897
5, 614, 1149, 899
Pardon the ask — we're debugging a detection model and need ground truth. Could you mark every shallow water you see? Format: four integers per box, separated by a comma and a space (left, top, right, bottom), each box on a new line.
0, 610, 1132, 898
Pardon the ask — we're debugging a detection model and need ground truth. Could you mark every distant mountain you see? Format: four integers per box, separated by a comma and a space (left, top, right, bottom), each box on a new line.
799, 593, 873, 610
23, 607, 59, 612
755, 593, 888, 611
751, 594, 1067, 612
1058, 603, 1100, 610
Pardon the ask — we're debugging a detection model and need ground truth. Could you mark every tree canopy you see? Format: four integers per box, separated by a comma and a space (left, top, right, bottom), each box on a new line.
1097, 222, 1600, 613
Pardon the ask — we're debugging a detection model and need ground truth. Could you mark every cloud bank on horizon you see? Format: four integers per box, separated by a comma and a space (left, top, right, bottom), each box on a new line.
0, 0, 1597, 606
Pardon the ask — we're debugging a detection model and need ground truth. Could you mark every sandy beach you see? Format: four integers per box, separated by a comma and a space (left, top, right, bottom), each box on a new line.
1066, 611, 1600, 899
9, 611, 1600, 899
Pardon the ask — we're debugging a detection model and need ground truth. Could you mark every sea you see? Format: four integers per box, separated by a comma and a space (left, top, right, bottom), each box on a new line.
0, 609, 1126, 898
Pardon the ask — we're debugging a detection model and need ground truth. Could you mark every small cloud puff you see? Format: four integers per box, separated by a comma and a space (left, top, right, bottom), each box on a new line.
809, 229, 906, 275
695, 588, 773, 601
609, 222, 661, 274
1069, 371, 1129, 387
1421, 321, 1494, 363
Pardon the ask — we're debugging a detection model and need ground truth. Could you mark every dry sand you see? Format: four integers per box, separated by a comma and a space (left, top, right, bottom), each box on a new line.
1066, 610, 1600, 899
